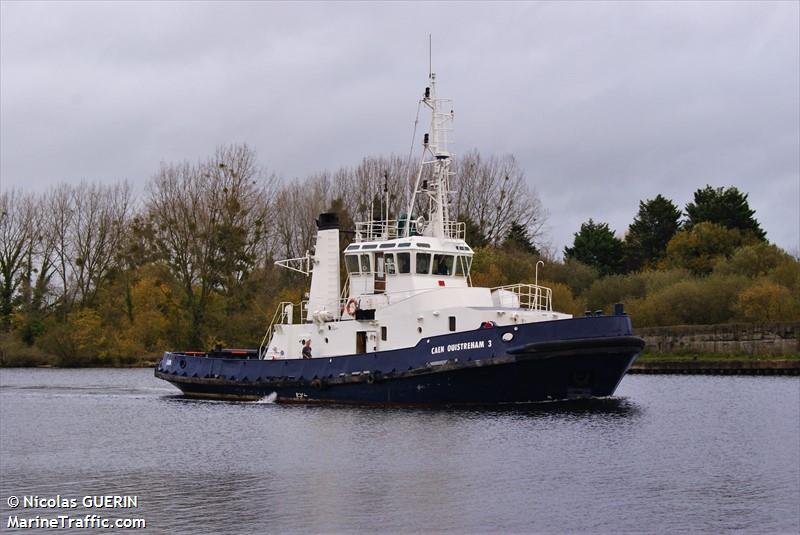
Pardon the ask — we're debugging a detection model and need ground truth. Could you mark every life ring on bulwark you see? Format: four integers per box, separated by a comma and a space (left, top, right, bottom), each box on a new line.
345, 298, 358, 316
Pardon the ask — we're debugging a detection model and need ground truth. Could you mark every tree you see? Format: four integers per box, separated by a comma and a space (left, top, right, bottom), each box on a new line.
564, 219, 624, 277
140, 144, 271, 347
625, 194, 682, 270
685, 185, 765, 240
43, 182, 131, 314
713, 242, 791, 278
15, 193, 57, 344
461, 216, 489, 248
665, 222, 756, 275
271, 177, 328, 261
452, 150, 547, 247
69, 182, 131, 307
502, 221, 539, 255
333, 154, 414, 224
0, 190, 36, 330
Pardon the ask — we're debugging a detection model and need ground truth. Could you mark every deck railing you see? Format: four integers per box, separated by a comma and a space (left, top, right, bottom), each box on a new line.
354, 219, 466, 241
259, 300, 312, 358
492, 283, 553, 312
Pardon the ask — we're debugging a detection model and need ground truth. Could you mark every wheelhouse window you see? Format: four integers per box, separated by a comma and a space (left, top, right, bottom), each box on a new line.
345, 255, 360, 274
385, 254, 396, 275
360, 254, 371, 273
397, 252, 411, 273
433, 254, 454, 276
454, 256, 472, 277
416, 252, 431, 274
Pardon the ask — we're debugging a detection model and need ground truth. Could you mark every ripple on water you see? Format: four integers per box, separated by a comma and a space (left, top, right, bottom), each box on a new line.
1, 369, 798, 534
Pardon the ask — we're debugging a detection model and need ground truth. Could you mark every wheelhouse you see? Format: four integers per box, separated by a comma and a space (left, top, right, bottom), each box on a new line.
344, 237, 473, 295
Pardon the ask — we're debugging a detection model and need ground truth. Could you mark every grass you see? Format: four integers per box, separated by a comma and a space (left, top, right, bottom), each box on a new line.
638, 352, 800, 362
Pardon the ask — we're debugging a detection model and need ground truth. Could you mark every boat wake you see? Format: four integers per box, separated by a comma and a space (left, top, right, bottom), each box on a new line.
256, 392, 278, 404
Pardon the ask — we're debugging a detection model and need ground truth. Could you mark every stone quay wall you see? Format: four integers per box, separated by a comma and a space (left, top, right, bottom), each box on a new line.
634, 322, 799, 356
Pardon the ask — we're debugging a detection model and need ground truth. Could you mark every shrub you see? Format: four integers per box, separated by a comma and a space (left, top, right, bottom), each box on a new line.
583, 273, 647, 311
542, 259, 598, 297
547, 282, 585, 316
735, 280, 799, 322
714, 242, 790, 278
767, 258, 800, 292
665, 222, 755, 275
638, 268, 693, 293
0, 331, 54, 367
626, 274, 748, 327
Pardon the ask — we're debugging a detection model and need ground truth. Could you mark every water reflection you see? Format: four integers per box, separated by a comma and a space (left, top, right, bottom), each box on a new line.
1, 369, 797, 534
164, 394, 642, 417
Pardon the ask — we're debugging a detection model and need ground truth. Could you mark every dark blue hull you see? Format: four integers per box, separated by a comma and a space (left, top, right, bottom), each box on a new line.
155, 315, 644, 405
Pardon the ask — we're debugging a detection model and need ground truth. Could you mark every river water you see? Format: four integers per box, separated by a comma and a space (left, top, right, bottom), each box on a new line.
0, 368, 798, 534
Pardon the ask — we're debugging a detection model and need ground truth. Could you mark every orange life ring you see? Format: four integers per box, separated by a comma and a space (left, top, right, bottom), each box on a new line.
345, 298, 358, 316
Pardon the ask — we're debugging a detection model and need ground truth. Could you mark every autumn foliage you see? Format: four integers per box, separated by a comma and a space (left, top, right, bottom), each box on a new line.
1, 147, 797, 366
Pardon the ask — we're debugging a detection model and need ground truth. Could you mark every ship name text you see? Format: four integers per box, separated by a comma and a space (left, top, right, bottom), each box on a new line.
431, 340, 491, 355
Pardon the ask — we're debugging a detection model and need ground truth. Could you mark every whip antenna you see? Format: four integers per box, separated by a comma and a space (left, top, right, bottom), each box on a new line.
428, 34, 432, 79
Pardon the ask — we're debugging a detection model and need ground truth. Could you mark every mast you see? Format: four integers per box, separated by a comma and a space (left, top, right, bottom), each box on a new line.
405, 70, 456, 239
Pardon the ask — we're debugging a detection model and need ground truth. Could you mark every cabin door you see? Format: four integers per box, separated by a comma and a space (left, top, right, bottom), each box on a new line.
356, 331, 377, 354
374, 252, 386, 293
356, 331, 367, 353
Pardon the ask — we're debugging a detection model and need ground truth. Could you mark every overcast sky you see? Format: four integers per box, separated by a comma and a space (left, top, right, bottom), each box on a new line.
1, 1, 798, 256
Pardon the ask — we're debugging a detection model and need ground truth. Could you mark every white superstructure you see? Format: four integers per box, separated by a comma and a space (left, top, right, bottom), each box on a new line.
260, 72, 571, 361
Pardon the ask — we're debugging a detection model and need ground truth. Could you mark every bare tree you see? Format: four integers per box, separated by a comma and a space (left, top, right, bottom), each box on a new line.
0, 190, 36, 329
17, 193, 58, 318
267, 150, 545, 260
267, 155, 416, 263
71, 181, 131, 306
141, 144, 272, 346
47, 184, 76, 313
333, 154, 415, 222
452, 149, 547, 246
44, 182, 132, 311
270, 175, 330, 260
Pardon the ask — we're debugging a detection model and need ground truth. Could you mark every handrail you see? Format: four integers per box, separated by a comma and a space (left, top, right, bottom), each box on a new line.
259, 301, 293, 358
260, 296, 354, 357
491, 283, 553, 312
354, 218, 466, 241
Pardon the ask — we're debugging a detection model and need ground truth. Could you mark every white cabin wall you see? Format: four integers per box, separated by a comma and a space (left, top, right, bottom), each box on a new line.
264, 285, 572, 360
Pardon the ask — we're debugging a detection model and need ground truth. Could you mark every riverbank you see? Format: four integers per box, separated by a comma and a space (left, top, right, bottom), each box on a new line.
629, 354, 800, 375
629, 322, 800, 375
636, 322, 798, 357
0, 336, 160, 368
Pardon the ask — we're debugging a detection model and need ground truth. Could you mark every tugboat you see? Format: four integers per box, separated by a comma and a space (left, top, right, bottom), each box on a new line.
154, 71, 645, 404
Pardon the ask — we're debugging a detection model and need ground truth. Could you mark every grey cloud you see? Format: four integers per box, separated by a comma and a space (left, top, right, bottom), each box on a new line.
1, 1, 797, 255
